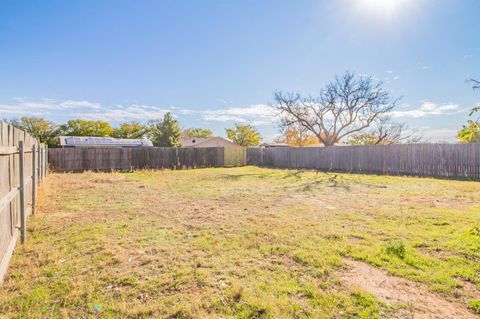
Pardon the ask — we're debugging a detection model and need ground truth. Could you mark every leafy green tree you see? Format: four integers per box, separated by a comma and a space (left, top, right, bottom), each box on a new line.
458, 118, 480, 143
61, 119, 114, 137
459, 80, 480, 143
348, 132, 382, 146
182, 127, 213, 138
225, 124, 261, 147
113, 122, 147, 139
8, 117, 61, 147
148, 112, 181, 147
9, 117, 61, 147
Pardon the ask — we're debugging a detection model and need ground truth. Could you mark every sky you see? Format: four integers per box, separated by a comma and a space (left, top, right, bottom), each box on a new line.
0, 0, 479, 142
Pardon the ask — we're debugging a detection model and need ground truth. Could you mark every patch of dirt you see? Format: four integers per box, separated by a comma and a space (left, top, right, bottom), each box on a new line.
402, 196, 475, 210
459, 280, 480, 300
91, 176, 127, 183
339, 259, 477, 319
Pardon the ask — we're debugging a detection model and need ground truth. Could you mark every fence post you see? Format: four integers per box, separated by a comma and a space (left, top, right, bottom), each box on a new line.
40, 146, 44, 182
45, 145, 48, 176
175, 147, 179, 169
38, 147, 42, 183
40, 147, 45, 182
32, 144, 37, 215
19, 141, 26, 244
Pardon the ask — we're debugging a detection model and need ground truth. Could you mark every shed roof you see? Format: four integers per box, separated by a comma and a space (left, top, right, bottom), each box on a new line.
59, 136, 153, 147
180, 136, 238, 148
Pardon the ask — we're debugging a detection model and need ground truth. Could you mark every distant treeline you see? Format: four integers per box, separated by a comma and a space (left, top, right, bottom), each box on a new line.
5, 113, 262, 148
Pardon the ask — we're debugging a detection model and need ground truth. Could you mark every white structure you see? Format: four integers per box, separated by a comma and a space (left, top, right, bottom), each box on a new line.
180, 137, 238, 148
59, 136, 153, 148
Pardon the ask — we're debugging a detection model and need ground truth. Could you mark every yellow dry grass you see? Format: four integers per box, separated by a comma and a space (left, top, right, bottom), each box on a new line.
0, 167, 479, 318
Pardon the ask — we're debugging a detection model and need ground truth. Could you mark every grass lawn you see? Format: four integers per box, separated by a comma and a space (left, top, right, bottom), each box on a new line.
1, 166, 479, 318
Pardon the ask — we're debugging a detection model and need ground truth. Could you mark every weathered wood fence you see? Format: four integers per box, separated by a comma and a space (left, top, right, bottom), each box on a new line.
48, 146, 246, 172
247, 144, 480, 179
0, 122, 48, 283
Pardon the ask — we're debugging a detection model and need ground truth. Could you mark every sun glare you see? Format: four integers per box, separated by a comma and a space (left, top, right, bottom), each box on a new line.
357, 0, 411, 20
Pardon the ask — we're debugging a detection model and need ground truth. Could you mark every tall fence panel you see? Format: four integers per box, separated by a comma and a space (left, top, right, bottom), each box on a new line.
247, 144, 480, 179
0, 122, 47, 283
48, 147, 233, 172
224, 146, 246, 167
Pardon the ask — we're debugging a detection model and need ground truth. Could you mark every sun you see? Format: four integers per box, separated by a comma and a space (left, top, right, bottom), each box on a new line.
357, 0, 412, 19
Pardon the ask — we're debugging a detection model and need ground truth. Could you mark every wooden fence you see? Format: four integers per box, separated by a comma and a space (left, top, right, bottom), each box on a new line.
48, 146, 247, 172
247, 144, 480, 179
224, 147, 247, 167
0, 122, 48, 283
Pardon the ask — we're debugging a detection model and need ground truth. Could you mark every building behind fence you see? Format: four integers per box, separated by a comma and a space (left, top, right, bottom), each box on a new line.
48, 146, 246, 172
0, 122, 48, 283
247, 144, 480, 179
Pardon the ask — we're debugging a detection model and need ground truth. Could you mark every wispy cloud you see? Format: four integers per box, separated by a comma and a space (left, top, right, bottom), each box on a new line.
216, 98, 235, 105
76, 105, 171, 122
201, 104, 279, 125
0, 98, 174, 122
384, 75, 400, 84
416, 61, 431, 71
390, 101, 461, 118
11, 98, 100, 110
0, 98, 101, 116
0, 97, 280, 126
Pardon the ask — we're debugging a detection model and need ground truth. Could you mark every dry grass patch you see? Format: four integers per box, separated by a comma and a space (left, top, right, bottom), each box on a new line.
0, 167, 479, 318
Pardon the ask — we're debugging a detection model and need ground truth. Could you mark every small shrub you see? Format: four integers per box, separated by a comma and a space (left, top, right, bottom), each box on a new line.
383, 239, 406, 259
467, 299, 480, 314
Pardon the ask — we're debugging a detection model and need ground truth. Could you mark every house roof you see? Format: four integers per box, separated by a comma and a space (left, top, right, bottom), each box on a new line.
180, 136, 238, 147
304, 142, 349, 147
260, 143, 290, 148
59, 136, 153, 147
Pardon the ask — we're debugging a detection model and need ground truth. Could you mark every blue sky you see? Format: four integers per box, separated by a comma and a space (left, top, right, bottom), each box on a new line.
0, 0, 479, 142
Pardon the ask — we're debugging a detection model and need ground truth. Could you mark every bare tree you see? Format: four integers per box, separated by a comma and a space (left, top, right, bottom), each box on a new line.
470, 78, 480, 90
348, 116, 422, 145
274, 71, 399, 146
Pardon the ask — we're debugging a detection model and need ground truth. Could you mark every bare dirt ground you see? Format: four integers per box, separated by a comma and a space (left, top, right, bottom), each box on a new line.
340, 259, 478, 318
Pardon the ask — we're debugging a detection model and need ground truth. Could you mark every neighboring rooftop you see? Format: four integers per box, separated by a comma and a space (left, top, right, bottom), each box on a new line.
180, 136, 238, 148
59, 136, 153, 148
260, 143, 290, 148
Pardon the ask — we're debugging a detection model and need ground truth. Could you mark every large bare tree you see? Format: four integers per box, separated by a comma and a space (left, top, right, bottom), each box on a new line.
274, 71, 400, 146
470, 78, 480, 90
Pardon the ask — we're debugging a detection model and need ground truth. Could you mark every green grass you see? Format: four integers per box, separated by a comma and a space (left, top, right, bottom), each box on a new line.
0, 166, 479, 318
